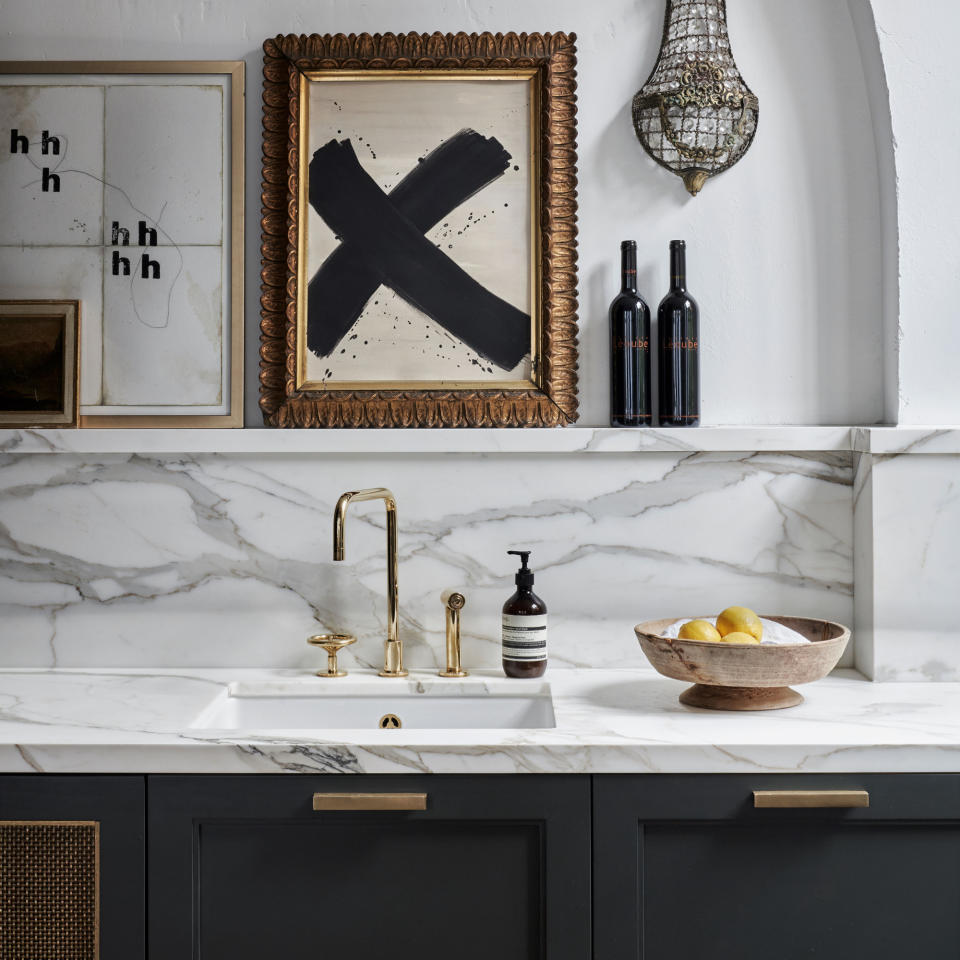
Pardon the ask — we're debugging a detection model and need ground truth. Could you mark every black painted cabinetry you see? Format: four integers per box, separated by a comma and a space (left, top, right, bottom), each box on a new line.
1, 772, 957, 959
593, 774, 960, 960
0, 776, 144, 960
147, 774, 592, 959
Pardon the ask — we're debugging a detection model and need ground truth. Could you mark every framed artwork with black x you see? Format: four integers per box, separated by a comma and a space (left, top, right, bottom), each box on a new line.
259, 32, 580, 428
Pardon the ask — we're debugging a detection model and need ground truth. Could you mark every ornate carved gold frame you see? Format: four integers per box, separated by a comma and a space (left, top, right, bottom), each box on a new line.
260, 32, 579, 428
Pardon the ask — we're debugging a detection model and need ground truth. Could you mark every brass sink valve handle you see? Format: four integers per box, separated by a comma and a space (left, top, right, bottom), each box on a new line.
439, 591, 468, 678
308, 633, 357, 678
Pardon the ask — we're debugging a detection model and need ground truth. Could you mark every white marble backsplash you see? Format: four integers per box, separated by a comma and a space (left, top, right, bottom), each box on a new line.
0, 451, 853, 671
867, 454, 960, 681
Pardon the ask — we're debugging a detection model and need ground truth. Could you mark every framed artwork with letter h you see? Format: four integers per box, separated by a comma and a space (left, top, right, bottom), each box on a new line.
0, 60, 244, 427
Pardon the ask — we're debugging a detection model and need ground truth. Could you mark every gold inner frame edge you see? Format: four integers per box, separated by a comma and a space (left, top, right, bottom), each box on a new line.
295, 67, 543, 394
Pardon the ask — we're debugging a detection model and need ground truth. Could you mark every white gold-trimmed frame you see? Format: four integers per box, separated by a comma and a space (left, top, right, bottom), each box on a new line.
0, 60, 244, 428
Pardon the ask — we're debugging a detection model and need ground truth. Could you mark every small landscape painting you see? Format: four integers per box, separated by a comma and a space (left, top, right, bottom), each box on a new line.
0, 299, 78, 426
0, 315, 65, 411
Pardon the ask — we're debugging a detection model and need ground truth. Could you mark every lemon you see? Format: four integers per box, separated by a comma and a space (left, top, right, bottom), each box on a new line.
678, 619, 723, 643
716, 606, 763, 642
718, 630, 761, 645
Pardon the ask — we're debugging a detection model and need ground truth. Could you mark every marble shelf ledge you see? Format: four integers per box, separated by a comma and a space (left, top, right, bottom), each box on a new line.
0, 425, 858, 456
852, 426, 960, 455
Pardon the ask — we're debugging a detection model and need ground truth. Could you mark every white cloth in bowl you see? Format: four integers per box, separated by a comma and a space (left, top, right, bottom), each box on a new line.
662, 617, 811, 645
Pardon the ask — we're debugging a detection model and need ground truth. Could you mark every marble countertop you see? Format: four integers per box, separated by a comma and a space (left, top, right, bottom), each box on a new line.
1, 667, 960, 774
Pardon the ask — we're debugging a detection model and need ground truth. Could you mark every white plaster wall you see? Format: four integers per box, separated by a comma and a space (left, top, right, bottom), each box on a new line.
0, 0, 886, 427
869, 0, 960, 425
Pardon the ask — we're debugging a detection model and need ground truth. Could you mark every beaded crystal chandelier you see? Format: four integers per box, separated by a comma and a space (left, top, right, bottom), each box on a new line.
632, 0, 759, 196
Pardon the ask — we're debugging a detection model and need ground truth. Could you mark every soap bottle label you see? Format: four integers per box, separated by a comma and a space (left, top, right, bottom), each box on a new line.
501, 614, 548, 662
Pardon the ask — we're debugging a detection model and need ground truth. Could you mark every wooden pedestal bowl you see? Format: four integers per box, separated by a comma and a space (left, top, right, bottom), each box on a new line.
634, 616, 850, 711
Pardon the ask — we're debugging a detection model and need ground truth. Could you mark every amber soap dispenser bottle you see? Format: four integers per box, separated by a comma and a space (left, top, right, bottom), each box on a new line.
502, 550, 548, 678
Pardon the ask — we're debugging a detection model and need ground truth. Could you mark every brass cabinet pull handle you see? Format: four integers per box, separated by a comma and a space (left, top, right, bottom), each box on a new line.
312, 792, 427, 811
753, 790, 869, 809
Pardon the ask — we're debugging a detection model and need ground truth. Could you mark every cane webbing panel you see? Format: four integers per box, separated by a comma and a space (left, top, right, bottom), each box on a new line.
0, 821, 99, 960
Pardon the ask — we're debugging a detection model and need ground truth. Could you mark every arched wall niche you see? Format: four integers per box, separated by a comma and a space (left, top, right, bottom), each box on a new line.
864, 0, 960, 425
851, 0, 899, 424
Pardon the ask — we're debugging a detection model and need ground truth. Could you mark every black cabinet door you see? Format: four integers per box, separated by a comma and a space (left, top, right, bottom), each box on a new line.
0, 775, 145, 960
594, 774, 960, 960
148, 774, 591, 960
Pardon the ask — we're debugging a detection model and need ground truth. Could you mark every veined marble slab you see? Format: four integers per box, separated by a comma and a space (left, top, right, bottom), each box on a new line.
868, 453, 960, 680
0, 450, 853, 670
0, 668, 958, 774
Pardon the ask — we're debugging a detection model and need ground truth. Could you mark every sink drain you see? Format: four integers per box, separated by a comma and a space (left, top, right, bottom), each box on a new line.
379, 713, 402, 729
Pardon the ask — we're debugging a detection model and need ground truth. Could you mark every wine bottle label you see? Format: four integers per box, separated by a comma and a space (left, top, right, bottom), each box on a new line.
502, 614, 548, 662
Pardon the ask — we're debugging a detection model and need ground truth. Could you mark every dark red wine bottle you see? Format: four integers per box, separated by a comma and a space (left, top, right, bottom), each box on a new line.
609, 240, 651, 426
658, 240, 700, 426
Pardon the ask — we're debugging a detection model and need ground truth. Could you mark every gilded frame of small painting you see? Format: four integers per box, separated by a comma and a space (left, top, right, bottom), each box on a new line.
259, 32, 580, 428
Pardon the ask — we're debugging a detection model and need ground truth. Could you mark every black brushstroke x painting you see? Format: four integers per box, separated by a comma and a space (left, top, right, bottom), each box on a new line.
307, 129, 530, 372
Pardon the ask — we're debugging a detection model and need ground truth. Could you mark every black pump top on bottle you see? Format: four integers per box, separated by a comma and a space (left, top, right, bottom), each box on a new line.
507, 550, 535, 587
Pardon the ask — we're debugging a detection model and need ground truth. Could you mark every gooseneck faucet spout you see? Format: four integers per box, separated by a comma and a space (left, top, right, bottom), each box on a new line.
332, 488, 406, 677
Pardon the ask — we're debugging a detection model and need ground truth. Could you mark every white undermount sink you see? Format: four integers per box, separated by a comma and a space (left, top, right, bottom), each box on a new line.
190, 679, 556, 731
